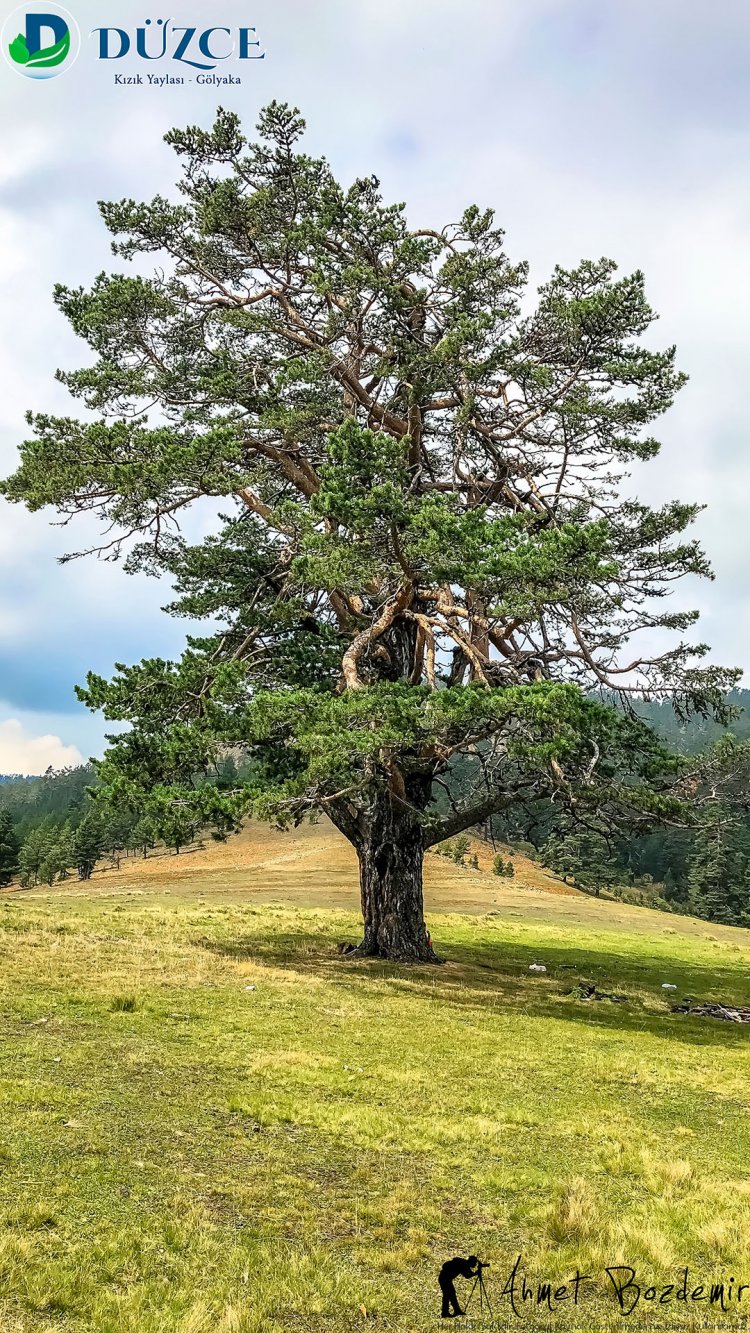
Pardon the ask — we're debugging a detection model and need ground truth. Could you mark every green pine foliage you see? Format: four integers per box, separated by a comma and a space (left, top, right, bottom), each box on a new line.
0, 104, 738, 957
18, 823, 53, 888
493, 855, 515, 878
0, 765, 214, 888
0, 766, 93, 839
130, 815, 158, 859
686, 804, 750, 926
0, 811, 20, 886
73, 811, 106, 882
543, 830, 620, 898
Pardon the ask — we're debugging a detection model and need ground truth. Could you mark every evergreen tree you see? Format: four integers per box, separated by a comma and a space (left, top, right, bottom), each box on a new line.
543, 830, 620, 897
39, 836, 70, 886
18, 824, 52, 887
1, 106, 737, 959
0, 766, 93, 837
28, 819, 75, 887
686, 804, 750, 925
158, 809, 196, 856
73, 811, 105, 881
53, 823, 76, 881
0, 811, 20, 886
492, 855, 515, 878
130, 816, 158, 859
100, 808, 136, 869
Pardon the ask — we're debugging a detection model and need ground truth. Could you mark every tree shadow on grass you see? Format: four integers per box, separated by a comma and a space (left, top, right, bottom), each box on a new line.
195, 928, 750, 1049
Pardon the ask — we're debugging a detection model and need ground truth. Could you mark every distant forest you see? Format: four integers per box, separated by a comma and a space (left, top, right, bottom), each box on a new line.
0, 756, 243, 890
465, 690, 750, 928
632, 690, 750, 754
2, 692, 750, 923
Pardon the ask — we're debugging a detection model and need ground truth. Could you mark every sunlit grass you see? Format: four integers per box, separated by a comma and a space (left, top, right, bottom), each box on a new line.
0, 856, 750, 1329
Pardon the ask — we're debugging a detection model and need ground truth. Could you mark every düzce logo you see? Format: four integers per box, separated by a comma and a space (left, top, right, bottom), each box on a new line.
3, 3, 80, 78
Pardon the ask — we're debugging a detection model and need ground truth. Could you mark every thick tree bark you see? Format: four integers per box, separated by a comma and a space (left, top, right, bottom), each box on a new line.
324, 610, 440, 961
329, 786, 437, 963
356, 806, 435, 962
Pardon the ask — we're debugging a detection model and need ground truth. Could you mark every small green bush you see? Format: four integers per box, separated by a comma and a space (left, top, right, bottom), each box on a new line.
451, 835, 470, 865
493, 855, 515, 878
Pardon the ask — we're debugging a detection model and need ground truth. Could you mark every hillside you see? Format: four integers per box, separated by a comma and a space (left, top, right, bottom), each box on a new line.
61, 817, 578, 910
20, 813, 742, 951
2, 818, 750, 1329
7, 689, 750, 926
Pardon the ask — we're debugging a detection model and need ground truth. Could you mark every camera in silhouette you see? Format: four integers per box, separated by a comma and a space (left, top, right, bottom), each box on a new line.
438, 1255, 490, 1319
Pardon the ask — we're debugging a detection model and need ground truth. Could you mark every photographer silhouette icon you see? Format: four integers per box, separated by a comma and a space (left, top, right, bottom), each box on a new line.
438, 1255, 491, 1319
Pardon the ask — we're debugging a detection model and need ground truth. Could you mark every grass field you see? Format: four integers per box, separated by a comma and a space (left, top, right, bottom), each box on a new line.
1, 821, 750, 1332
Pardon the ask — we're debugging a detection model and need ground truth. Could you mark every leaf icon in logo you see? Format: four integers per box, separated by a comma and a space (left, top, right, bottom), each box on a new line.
9, 32, 30, 64
26, 25, 70, 67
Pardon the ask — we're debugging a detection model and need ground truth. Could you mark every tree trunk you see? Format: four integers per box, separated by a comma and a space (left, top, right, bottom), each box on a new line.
357, 838, 434, 962
338, 792, 436, 963
328, 615, 440, 963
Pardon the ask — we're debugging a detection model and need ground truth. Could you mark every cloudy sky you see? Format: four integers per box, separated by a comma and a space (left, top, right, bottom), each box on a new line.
1, 0, 749, 772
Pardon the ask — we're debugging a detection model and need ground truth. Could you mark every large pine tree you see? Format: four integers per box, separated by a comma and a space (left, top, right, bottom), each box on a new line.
1, 106, 737, 959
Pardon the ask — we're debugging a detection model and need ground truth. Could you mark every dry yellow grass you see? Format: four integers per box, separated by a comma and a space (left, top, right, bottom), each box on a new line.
22, 817, 747, 954
80, 816, 580, 908
4, 821, 750, 1329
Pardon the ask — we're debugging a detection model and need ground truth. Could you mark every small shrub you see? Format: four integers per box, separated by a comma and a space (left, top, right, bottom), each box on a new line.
110, 995, 137, 1013
435, 836, 472, 865
451, 835, 470, 865
493, 856, 515, 878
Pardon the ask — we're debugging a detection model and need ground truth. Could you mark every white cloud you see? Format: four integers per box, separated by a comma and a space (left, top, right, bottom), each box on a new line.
0, 719, 82, 776
2, 0, 750, 747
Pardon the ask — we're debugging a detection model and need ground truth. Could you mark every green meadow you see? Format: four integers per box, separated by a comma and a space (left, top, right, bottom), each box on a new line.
1, 834, 749, 1332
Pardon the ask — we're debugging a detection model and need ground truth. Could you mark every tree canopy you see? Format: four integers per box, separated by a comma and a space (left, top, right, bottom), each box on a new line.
1, 103, 737, 959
